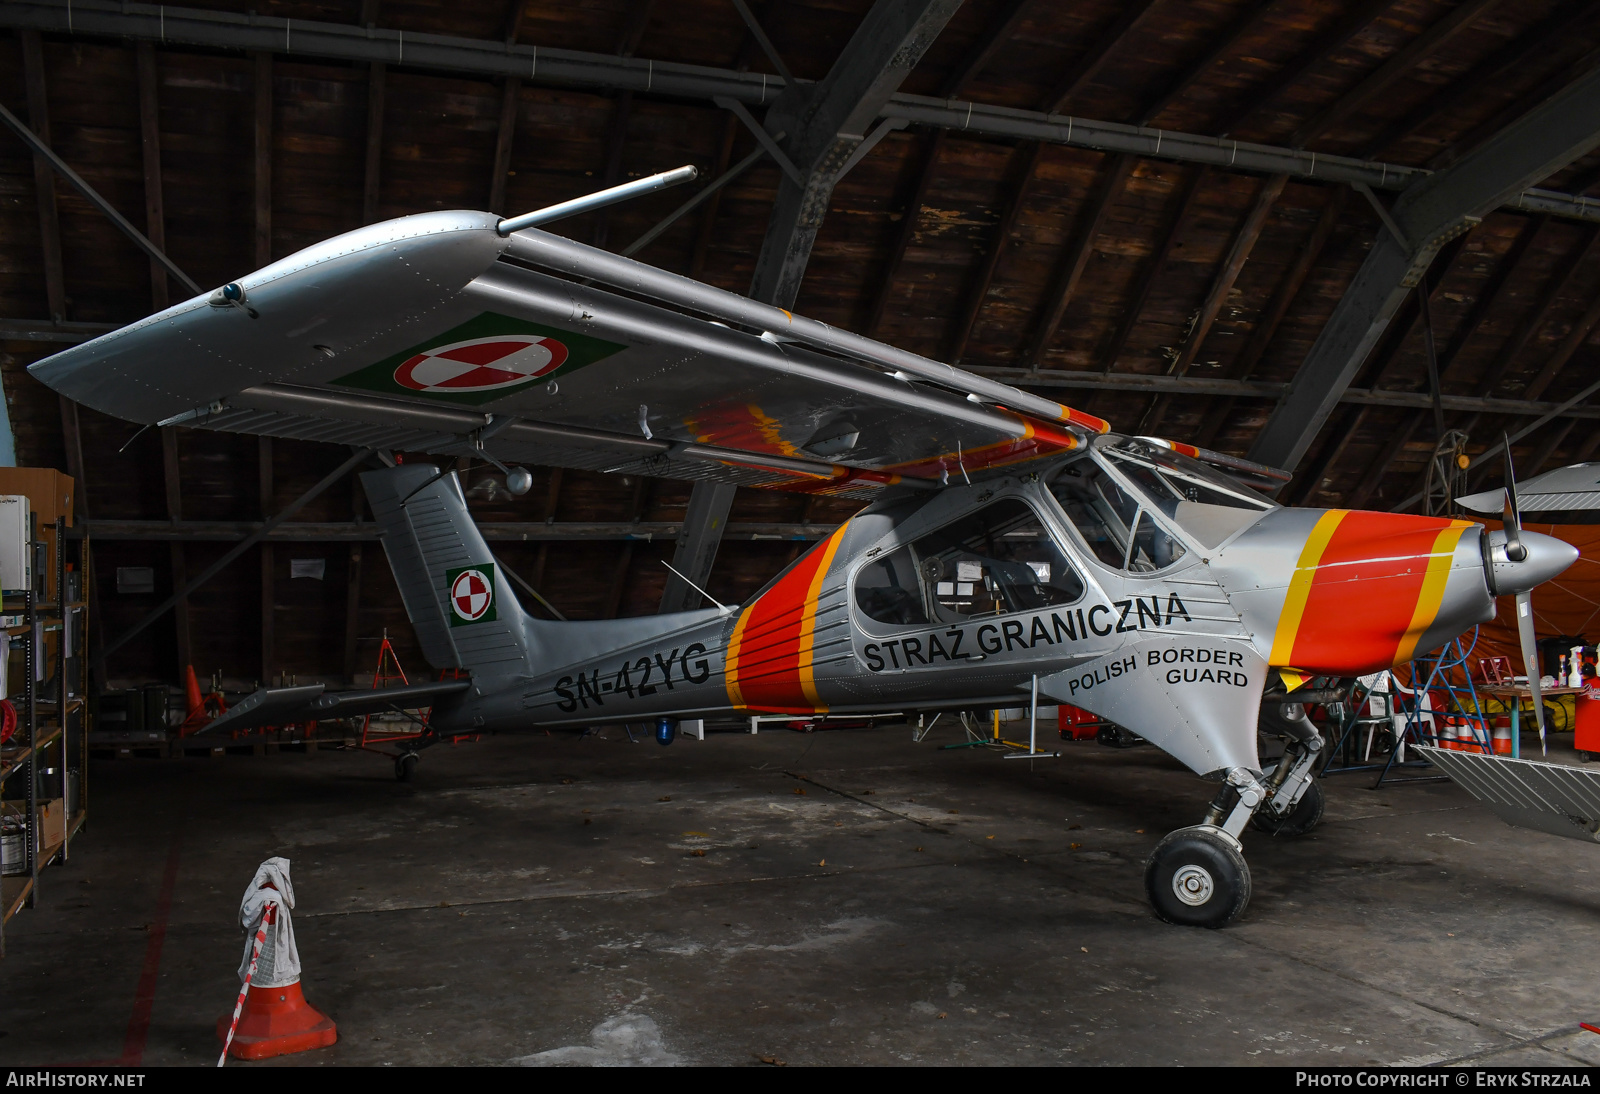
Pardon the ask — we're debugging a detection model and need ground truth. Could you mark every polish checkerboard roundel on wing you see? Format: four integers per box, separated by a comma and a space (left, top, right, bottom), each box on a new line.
446, 564, 497, 626
395, 335, 568, 394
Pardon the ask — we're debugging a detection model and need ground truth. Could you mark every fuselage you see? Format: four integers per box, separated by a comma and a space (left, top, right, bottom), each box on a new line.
456, 435, 1521, 750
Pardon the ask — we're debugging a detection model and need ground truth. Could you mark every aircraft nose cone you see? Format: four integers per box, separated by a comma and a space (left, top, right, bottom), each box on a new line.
1496, 529, 1578, 596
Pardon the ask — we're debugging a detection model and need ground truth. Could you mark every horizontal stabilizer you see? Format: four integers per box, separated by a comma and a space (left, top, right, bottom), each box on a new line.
1417, 745, 1600, 843
197, 680, 471, 735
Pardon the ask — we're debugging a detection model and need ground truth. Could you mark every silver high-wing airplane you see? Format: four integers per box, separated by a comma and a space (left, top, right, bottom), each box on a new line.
30, 174, 1576, 927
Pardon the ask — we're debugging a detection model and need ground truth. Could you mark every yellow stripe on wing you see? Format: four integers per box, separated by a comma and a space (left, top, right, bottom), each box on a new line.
1268, 510, 1348, 667
1393, 523, 1472, 665
796, 527, 848, 712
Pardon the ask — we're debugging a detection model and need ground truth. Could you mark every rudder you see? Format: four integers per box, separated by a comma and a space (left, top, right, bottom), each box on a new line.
361, 464, 533, 676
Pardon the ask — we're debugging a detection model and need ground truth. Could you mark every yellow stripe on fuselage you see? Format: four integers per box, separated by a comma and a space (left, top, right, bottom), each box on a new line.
1393, 523, 1471, 665
1268, 510, 1348, 666
796, 528, 847, 711
724, 604, 753, 709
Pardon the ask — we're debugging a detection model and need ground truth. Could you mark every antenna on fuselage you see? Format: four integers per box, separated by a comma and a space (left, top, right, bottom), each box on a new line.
661, 560, 732, 615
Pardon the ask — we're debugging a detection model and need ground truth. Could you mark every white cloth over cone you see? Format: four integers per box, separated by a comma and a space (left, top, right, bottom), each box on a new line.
237, 857, 302, 989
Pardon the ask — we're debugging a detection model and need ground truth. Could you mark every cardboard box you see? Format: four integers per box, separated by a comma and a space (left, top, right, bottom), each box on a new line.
0, 468, 75, 601
1, 797, 66, 852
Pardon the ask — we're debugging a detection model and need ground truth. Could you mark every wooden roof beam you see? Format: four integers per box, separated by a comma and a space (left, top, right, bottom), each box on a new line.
1022, 154, 1136, 367
1135, 0, 1276, 127
1099, 167, 1208, 373
1347, 413, 1423, 510
14, 3, 1600, 223
748, 0, 961, 309
1215, 0, 1392, 136
1227, 184, 1348, 380
1041, 0, 1163, 115
1290, 0, 1502, 149
1138, 172, 1288, 437
1474, 225, 1600, 397
1360, 0, 1595, 158
1248, 61, 1600, 471
20, 29, 64, 322
946, 144, 1044, 363
1522, 287, 1600, 401
1168, 172, 1287, 377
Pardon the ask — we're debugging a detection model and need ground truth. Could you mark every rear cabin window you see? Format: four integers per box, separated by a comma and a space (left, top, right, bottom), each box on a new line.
853, 498, 1084, 627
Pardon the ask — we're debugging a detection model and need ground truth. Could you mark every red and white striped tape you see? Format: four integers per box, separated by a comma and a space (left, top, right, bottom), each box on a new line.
217, 905, 274, 1067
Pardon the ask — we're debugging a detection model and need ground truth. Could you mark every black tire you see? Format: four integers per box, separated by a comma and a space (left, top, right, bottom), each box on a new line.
1252, 771, 1325, 837
1096, 723, 1145, 749
395, 753, 418, 782
1581, 751, 1596, 764
1144, 826, 1252, 928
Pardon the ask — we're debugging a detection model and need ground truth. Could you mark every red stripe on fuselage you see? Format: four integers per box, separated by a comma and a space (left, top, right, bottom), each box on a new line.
727, 534, 838, 713
1289, 511, 1464, 673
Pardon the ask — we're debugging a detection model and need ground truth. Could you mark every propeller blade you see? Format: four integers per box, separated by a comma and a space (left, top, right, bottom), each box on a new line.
1502, 433, 1527, 562
1516, 589, 1547, 755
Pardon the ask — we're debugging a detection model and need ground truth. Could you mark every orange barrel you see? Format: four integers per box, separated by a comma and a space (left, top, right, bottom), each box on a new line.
1576, 683, 1600, 754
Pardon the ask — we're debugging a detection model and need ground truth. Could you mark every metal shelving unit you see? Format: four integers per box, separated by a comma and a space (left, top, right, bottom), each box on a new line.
1, 515, 90, 956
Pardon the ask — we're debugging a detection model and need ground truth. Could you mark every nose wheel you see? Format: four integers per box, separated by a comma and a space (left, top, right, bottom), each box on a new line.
395, 752, 419, 782
1144, 826, 1251, 928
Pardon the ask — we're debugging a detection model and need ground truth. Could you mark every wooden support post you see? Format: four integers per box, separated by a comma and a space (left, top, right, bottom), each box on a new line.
136, 42, 168, 312
363, 63, 386, 225
161, 428, 191, 678
21, 30, 65, 322
488, 78, 521, 215
253, 52, 272, 268
259, 437, 274, 686
531, 467, 562, 596
604, 476, 651, 618
342, 474, 364, 682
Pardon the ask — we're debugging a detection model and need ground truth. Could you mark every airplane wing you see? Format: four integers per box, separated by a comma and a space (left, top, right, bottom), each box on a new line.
196, 679, 471, 735
28, 211, 1111, 498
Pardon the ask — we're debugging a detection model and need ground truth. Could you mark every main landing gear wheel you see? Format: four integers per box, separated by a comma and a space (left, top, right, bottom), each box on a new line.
395, 753, 418, 782
1145, 826, 1251, 928
1252, 763, 1326, 837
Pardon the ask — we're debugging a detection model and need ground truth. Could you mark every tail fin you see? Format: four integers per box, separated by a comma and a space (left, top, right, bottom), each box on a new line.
361, 464, 535, 676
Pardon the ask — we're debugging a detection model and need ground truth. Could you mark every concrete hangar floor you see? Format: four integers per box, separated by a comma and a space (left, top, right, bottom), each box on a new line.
4, 725, 1599, 1067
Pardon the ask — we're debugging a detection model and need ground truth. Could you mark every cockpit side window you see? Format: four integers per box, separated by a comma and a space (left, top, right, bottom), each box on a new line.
1047, 460, 1140, 567
1048, 458, 1189, 573
1104, 444, 1271, 549
852, 497, 1085, 628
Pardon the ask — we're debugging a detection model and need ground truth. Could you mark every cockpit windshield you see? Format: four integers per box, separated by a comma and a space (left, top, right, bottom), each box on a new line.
1101, 438, 1274, 549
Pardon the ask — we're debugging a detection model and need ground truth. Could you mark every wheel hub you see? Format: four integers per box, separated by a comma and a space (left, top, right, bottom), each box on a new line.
1172, 864, 1214, 906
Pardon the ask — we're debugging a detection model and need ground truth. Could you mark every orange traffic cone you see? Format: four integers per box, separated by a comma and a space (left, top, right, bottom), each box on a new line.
184, 665, 204, 722
217, 859, 336, 1062
215, 977, 336, 1061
